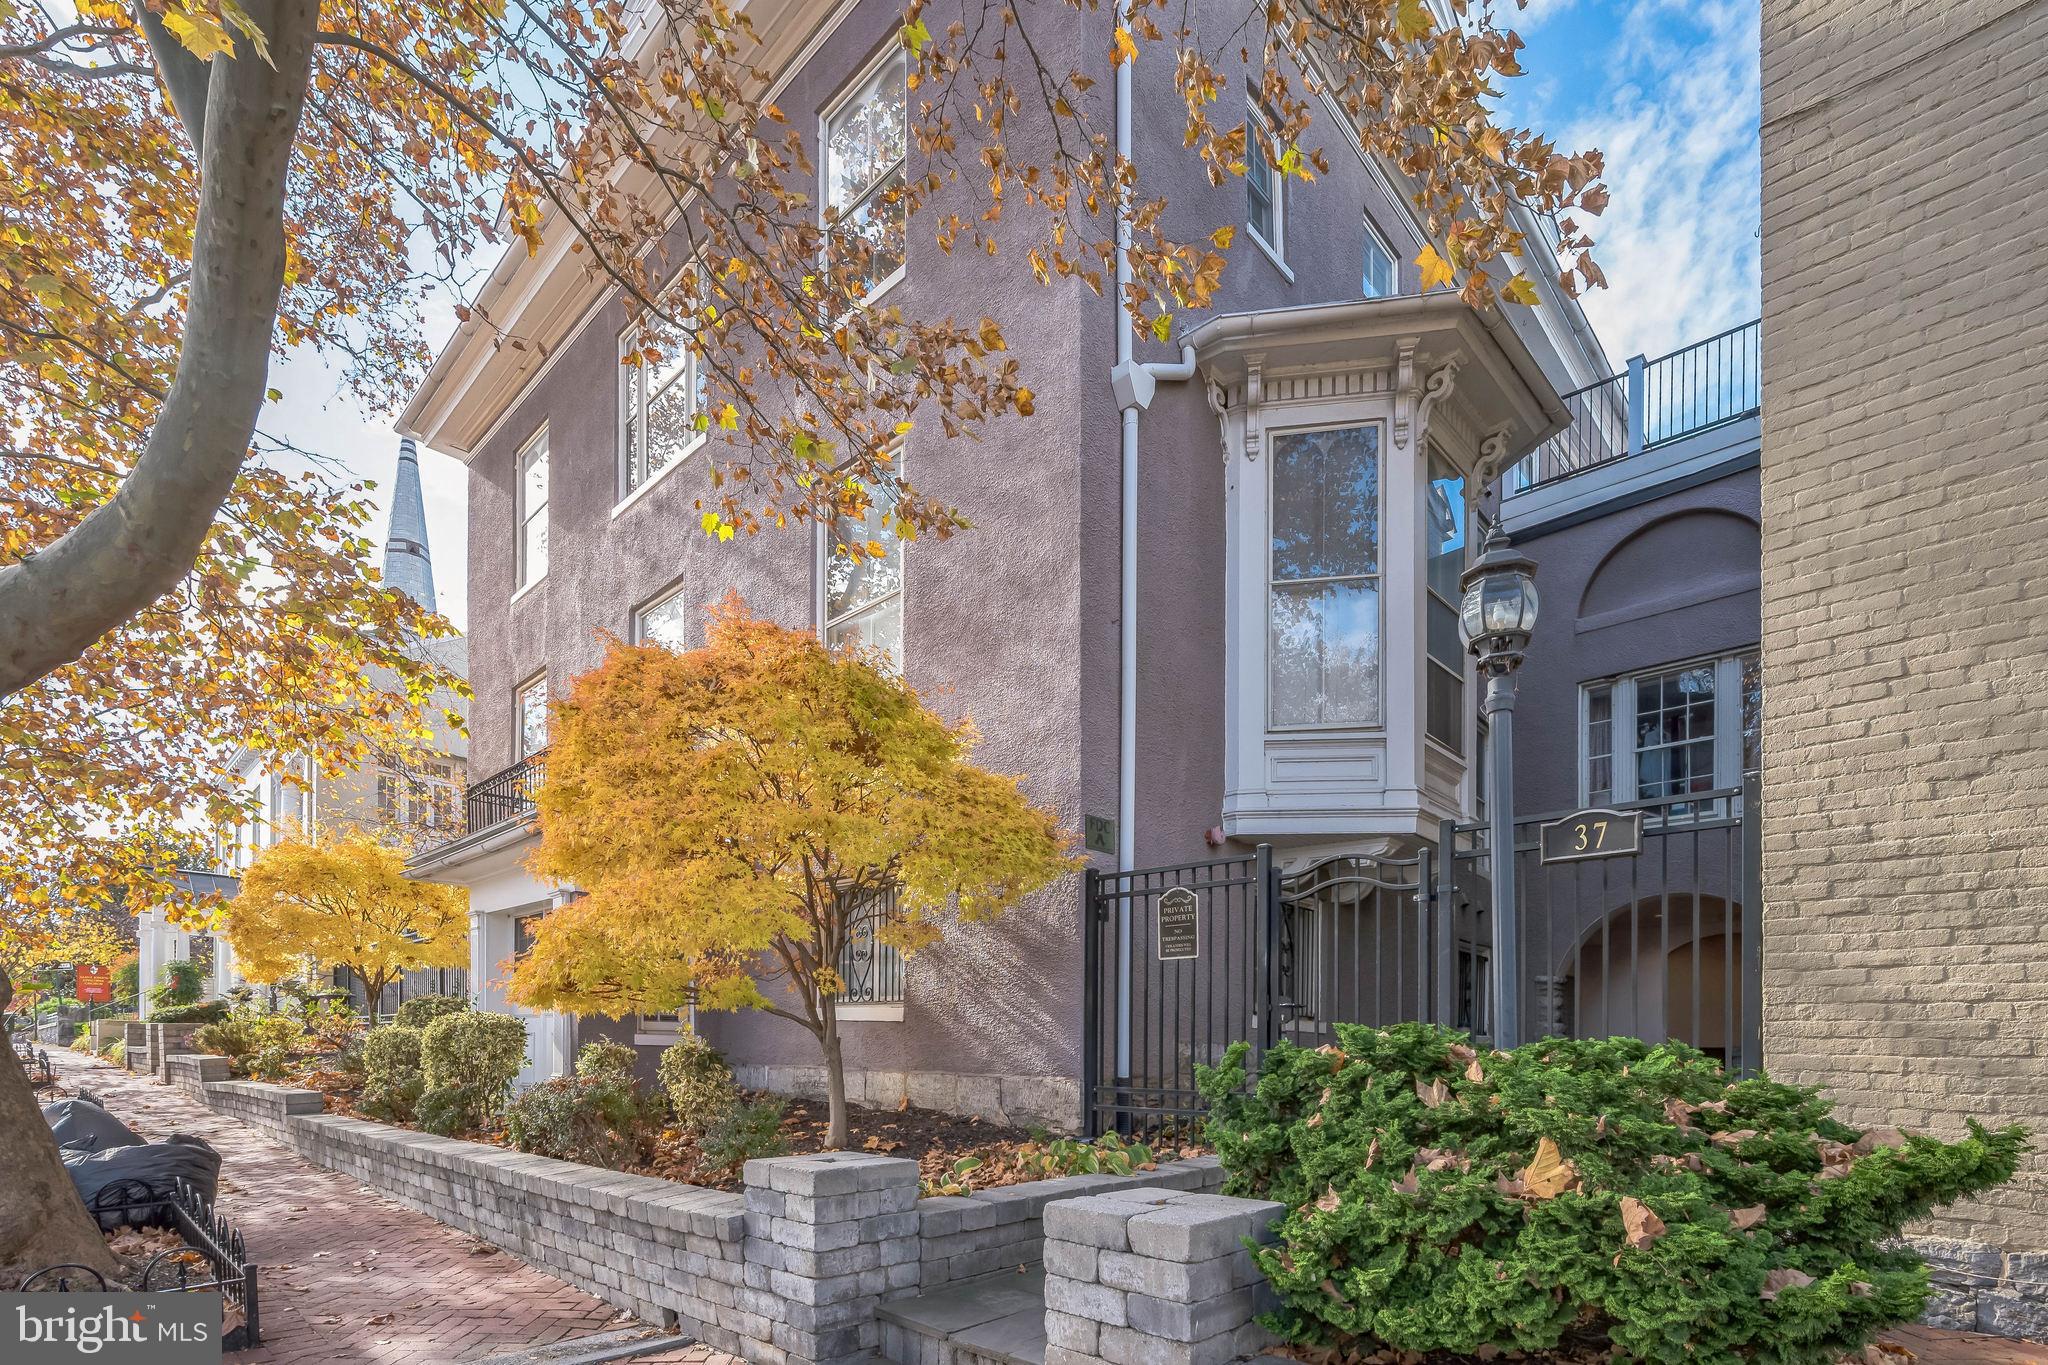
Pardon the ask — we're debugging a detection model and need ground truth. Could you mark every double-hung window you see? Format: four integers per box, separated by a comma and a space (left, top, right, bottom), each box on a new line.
1246, 108, 1283, 258
633, 580, 690, 650
516, 673, 549, 761
824, 49, 907, 299
1268, 425, 1381, 727
619, 314, 707, 499
516, 427, 549, 589
1583, 653, 1762, 815
1361, 219, 1395, 297
823, 476, 903, 664
1425, 452, 1466, 751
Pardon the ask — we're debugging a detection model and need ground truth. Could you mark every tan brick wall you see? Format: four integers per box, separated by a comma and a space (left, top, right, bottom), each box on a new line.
1760, 0, 2048, 1248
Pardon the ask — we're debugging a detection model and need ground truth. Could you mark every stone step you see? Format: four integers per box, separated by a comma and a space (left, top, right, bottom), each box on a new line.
878, 1267, 1048, 1365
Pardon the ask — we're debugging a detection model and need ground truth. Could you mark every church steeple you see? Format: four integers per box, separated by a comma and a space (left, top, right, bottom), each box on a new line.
383, 437, 437, 613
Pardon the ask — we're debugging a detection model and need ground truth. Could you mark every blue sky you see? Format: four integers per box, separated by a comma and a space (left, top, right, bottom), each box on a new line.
261, 0, 1761, 633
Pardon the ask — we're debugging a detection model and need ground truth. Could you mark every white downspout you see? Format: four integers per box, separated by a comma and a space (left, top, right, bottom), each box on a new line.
1109, 36, 1198, 1083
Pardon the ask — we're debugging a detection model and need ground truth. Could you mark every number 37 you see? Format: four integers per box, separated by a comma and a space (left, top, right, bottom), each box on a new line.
1574, 819, 1609, 852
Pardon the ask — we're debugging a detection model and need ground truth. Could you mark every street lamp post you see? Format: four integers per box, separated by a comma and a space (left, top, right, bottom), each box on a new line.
1460, 525, 1540, 1049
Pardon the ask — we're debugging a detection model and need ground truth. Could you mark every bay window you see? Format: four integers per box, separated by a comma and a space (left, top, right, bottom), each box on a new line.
1425, 452, 1466, 751
1268, 425, 1380, 727
824, 49, 907, 298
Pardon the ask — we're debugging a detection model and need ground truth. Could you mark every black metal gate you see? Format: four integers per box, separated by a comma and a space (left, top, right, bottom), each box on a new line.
1081, 778, 1760, 1135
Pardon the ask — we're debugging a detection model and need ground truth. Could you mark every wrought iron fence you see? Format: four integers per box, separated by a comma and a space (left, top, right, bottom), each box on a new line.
463, 752, 544, 835
836, 884, 906, 1006
22, 1177, 262, 1348
1511, 319, 1761, 490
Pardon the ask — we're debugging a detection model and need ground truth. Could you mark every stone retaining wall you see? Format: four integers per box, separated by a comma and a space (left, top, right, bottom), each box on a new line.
734, 1063, 1082, 1133
163, 1057, 1227, 1365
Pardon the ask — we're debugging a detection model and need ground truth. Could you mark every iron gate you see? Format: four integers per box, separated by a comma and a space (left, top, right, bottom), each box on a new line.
1081, 778, 1760, 1135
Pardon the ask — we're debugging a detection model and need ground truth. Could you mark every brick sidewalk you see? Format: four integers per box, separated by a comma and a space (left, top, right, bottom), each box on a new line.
47, 1050, 688, 1365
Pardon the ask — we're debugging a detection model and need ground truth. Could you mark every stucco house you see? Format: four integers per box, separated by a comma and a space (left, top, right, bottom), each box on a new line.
397, 0, 1632, 1114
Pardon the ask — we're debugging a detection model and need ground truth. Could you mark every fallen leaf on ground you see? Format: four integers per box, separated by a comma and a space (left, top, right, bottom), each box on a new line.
1520, 1136, 1580, 1199
1730, 1204, 1767, 1231
1415, 1078, 1449, 1108
1761, 1267, 1813, 1301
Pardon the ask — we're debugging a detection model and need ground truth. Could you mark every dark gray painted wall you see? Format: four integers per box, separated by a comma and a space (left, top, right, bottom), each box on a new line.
1507, 462, 1762, 817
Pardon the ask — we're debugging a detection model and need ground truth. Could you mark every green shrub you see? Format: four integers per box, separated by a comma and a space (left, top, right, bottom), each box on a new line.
421, 1012, 528, 1125
302, 999, 364, 1052
417, 1082, 495, 1136
657, 1034, 736, 1135
576, 1039, 638, 1085
506, 1064, 651, 1168
335, 1033, 369, 1080
113, 959, 139, 1000
360, 1025, 426, 1122
698, 1098, 787, 1175
193, 1013, 263, 1074
1198, 1024, 2027, 1365
150, 999, 228, 1025
104, 1039, 124, 1063
394, 994, 470, 1030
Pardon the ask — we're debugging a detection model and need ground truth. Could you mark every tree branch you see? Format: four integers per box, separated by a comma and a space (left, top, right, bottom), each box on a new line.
131, 2, 213, 155
0, 0, 320, 701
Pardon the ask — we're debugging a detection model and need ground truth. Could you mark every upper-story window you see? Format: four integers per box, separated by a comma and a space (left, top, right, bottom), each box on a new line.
823, 477, 903, 665
516, 427, 549, 589
619, 317, 707, 499
1583, 652, 1761, 811
824, 48, 907, 299
516, 672, 549, 760
1362, 219, 1395, 297
633, 579, 690, 650
1268, 425, 1380, 727
1424, 452, 1466, 752
1246, 108, 1283, 258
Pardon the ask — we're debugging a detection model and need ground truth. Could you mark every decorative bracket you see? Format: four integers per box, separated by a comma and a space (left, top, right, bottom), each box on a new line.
1392, 336, 1420, 449
1476, 427, 1514, 488
1242, 353, 1266, 460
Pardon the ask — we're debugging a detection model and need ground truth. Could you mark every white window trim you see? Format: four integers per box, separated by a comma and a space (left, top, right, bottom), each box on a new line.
1264, 420, 1385, 734
1361, 215, 1396, 298
632, 577, 691, 648
1579, 653, 1752, 805
612, 317, 709, 516
820, 44, 909, 310
1246, 105, 1292, 281
835, 1002, 905, 1024
514, 670, 549, 761
633, 1002, 695, 1047
515, 425, 549, 592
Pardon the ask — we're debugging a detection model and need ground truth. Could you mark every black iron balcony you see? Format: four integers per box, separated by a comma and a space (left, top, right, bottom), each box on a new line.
462, 753, 544, 835
1509, 318, 1761, 493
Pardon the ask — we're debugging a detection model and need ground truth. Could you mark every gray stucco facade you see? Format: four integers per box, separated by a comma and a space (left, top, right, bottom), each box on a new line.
404, 0, 1609, 1123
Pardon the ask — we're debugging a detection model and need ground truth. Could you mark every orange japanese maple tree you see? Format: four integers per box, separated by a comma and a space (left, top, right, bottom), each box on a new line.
508, 604, 1078, 1149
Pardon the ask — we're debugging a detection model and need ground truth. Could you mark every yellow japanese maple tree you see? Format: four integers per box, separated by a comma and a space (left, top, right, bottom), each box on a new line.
223, 834, 469, 1019
509, 602, 1077, 1148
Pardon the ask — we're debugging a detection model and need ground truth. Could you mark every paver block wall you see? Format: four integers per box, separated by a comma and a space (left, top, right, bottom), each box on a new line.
916, 1160, 1225, 1290
121, 1021, 147, 1071
1760, 0, 2048, 1335
146, 1024, 202, 1081
165, 1053, 230, 1097
1042, 1188, 1283, 1365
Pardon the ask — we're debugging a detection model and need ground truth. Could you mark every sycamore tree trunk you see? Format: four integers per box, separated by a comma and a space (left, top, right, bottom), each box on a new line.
0, 0, 320, 700
0, 0, 319, 1274
0, 966, 121, 1281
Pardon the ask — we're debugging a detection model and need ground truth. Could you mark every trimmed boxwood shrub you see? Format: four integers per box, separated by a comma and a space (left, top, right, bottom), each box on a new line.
504, 1040, 656, 1167
360, 1025, 426, 1122
420, 1011, 528, 1131
394, 994, 469, 1030
1198, 1023, 2025, 1365
150, 999, 229, 1025
657, 1033, 737, 1136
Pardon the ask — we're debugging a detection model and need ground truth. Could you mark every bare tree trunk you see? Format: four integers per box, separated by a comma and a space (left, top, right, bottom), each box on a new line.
820, 1006, 849, 1150
0, 967, 121, 1280
0, 0, 321, 699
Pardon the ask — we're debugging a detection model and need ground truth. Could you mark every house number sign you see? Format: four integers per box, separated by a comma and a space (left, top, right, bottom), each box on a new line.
1538, 808, 1643, 864
1156, 886, 1200, 961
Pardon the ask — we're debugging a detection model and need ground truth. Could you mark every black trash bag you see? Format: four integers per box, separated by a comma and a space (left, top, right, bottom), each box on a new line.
61, 1135, 221, 1226
41, 1098, 144, 1153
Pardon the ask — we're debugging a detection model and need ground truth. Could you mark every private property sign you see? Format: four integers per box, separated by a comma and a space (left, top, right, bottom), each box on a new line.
74, 964, 112, 1004
1156, 886, 1200, 961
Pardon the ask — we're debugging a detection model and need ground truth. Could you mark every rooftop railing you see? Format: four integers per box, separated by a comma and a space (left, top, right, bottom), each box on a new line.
1509, 318, 1761, 493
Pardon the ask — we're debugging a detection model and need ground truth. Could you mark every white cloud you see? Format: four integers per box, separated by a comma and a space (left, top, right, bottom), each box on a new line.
1552, 0, 1761, 363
